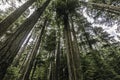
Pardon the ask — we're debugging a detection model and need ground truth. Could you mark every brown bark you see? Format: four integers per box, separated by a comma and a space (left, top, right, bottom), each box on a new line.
63, 13, 81, 80
21, 19, 47, 80
55, 37, 61, 80
12, 32, 32, 67
0, 0, 50, 79
0, 0, 36, 37
70, 16, 83, 80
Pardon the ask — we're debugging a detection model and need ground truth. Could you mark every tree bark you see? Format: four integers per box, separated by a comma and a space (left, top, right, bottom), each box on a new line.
0, 0, 36, 37
55, 36, 61, 80
0, 0, 51, 79
12, 32, 32, 67
30, 59, 37, 79
18, 39, 36, 75
21, 19, 47, 80
63, 13, 81, 80
70, 16, 83, 80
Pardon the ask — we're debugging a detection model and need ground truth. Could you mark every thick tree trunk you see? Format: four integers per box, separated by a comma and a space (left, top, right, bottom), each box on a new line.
70, 16, 83, 80
19, 32, 37, 73
21, 19, 47, 80
12, 32, 32, 67
63, 13, 81, 80
64, 14, 75, 80
48, 51, 56, 80
55, 21, 61, 80
55, 37, 61, 80
0, 0, 36, 37
18, 48, 34, 80
0, 0, 50, 79
18, 38, 37, 75
18, 38, 37, 80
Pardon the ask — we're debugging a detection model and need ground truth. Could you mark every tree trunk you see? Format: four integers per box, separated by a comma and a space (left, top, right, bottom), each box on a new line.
55, 21, 61, 80
70, 16, 83, 80
18, 39, 36, 75
18, 48, 34, 79
0, 0, 36, 37
48, 51, 56, 80
48, 62, 52, 80
21, 19, 47, 80
12, 32, 32, 67
55, 37, 61, 80
30, 59, 37, 79
63, 13, 81, 80
0, 0, 50, 79
19, 31, 37, 73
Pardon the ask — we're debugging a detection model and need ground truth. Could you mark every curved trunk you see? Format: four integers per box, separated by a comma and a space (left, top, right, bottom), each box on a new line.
0, 0, 50, 79
0, 0, 36, 37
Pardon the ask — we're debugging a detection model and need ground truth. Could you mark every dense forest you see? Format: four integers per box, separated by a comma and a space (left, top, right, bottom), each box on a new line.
0, 0, 120, 80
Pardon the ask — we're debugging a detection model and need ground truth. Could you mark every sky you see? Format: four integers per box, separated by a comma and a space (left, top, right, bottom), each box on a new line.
83, 8, 120, 42
0, 0, 119, 42
0, 0, 23, 11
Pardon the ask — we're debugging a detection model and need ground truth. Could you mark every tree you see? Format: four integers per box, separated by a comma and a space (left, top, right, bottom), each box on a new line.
55, 0, 82, 80
0, 0, 36, 37
18, 18, 47, 80
0, 0, 120, 80
0, 0, 51, 79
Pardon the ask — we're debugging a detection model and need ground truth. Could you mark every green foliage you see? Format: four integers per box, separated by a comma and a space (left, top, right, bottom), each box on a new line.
3, 66, 20, 80
55, 0, 79, 18
81, 50, 120, 80
0, 0, 120, 80
44, 29, 56, 52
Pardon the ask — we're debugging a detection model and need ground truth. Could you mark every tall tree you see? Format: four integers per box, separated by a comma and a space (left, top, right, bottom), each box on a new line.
55, 0, 82, 80
0, 0, 51, 79
19, 18, 47, 80
0, 0, 36, 37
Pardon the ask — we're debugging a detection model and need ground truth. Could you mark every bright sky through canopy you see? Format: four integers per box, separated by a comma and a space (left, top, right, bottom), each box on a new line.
0, 0, 119, 41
